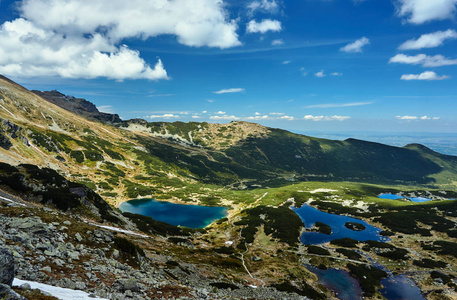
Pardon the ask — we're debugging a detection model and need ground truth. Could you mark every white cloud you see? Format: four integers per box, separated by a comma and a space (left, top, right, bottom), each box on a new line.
315, 70, 325, 77
0, 19, 168, 80
247, 0, 279, 14
202, 111, 208, 114
279, 115, 295, 121
396, 115, 418, 120
97, 105, 115, 113
0, 0, 242, 79
396, 0, 457, 24
420, 116, 440, 120
306, 102, 373, 108
19, 0, 240, 48
215, 111, 226, 115
213, 88, 245, 94
304, 115, 350, 121
269, 112, 285, 115
282, 60, 291, 64
148, 113, 181, 119
192, 115, 201, 119
246, 115, 270, 120
389, 53, 457, 67
340, 37, 370, 53
330, 72, 343, 76
255, 112, 261, 115
272, 39, 284, 46
246, 19, 282, 34
396, 115, 440, 120
400, 71, 450, 80
210, 115, 240, 120
399, 29, 457, 50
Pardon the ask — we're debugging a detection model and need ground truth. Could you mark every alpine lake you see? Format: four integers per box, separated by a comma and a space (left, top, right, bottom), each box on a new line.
119, 198, 228, 228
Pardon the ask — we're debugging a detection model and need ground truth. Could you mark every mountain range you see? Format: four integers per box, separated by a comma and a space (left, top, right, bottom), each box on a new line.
1, 75, 456, 205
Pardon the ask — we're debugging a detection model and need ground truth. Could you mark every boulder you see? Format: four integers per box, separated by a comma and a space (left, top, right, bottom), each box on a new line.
0, 248, 14, 286
0, 283, 27, 300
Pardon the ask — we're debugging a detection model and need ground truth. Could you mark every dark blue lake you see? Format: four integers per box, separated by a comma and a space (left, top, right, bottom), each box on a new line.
291, 204, 388, 244
119, 199, 228, 228
306, 265, 363, 300
380, 275, 425, 300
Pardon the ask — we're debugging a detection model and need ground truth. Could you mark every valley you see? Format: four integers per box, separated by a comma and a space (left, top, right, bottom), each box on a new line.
1, 75, 457, 299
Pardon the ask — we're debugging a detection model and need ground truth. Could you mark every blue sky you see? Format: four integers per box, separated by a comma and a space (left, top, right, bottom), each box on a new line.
0, 0, 456, 133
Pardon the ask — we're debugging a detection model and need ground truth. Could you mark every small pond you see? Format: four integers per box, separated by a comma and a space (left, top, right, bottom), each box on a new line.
119, 199, 228, 228
378, 193, 430, 202
380, 275, 425, 300
306, 265, 363, 300
378, 193, 455, 203
291, 204, 388, 245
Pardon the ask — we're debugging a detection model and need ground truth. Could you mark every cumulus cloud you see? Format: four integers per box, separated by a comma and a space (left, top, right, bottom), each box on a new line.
272, 39, 284, 45
215, 111, 226, 114
0, 0, 241, 79
247, 0, 279, 14
19, 0, 240, 48
396, 0, 457, 24
330, 72, 343, 76
246, 115, 270, 120
315, 70, 325, 78
213, 88, 245, 94
246, 19, 282, 34
210, 115, 240, 120
147, 113, 181, 119
400, 71, 450, 80
304, 115, 350, 121
269, 112, 285, 115
340, 37, 370, 53
389, 53, 457, 67
282, 60, 291, 64
399, 29, 457, 50
0, 19, 168, 80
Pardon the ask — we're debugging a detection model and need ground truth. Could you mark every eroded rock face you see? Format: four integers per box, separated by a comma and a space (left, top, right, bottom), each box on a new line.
0, 247, 14, 286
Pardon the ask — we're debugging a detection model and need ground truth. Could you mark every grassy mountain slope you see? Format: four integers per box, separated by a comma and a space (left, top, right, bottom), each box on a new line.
1, 75, 457, 208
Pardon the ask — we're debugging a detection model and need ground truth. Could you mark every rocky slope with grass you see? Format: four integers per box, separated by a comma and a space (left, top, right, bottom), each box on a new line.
2, 75, 457, 207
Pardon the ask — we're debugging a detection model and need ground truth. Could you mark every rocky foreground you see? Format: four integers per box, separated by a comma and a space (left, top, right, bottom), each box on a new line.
0, 193, 307, 300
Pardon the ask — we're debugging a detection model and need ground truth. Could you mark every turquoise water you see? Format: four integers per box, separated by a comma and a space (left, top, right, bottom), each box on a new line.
378, 193, 456, 203
119, 199, 228, 228
291, 204, 388, 245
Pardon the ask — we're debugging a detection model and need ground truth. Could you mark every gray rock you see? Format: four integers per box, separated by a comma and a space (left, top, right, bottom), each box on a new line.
19, 283, 31, 290
59, 278, 76, 289
75, 233, 83, 242
113, 278, 140, 293
0, 248, 14, 286
0, 283, 27, 300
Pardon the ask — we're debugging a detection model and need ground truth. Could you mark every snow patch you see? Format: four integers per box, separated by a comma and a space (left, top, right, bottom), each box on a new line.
341, 199, 369, 212
13, 279, 108, 300
0, 195, 26, 207
310, 188, 337, 194
86, 222, 150, 238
